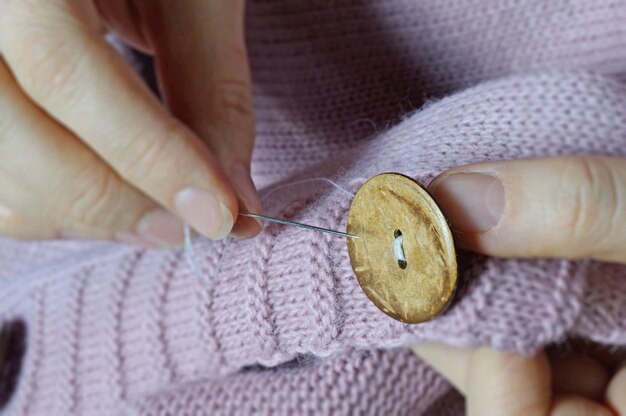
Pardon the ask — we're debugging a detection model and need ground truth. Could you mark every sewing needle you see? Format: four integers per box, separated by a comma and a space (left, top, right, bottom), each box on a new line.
239, 212, 359, 239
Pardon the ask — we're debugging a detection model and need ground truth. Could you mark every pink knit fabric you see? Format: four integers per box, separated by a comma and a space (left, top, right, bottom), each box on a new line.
2, 0, 626, 414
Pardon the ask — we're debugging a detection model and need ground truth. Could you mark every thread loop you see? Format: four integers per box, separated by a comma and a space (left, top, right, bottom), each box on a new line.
393, 230, 407, 269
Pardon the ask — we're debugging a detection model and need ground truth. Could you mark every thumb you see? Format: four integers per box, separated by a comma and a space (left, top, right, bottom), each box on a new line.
136, 0, 262, 238
429, 156, 626, 263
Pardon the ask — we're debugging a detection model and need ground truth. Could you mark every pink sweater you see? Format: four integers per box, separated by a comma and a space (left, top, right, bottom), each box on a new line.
2, 0, 626, 414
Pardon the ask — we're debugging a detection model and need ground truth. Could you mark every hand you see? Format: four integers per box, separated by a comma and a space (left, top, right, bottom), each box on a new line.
414, 156, 626, 415
0, 0, 262, 247
414, 342, 623, 415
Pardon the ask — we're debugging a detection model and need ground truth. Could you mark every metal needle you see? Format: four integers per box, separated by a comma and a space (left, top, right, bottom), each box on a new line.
239, 212, 359, 239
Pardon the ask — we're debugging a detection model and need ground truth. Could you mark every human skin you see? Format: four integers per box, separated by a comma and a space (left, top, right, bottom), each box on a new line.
415, 156, 626, 415
0, 0, 262, 247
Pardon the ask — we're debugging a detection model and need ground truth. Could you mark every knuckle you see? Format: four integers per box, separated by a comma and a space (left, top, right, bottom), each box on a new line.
116, 121, 188, 184
11, 28, 86, 106
559, 157, 618, 250
211, 79, 255, 135
63, 170, 121, 228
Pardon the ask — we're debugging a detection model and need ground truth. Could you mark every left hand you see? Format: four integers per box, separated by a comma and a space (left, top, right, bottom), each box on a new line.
0, 0, 261, 245
414, 156, 626, 415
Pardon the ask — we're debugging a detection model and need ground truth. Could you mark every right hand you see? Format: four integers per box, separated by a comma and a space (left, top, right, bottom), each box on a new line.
413, 155, 626, 415
0, 0, 262, 247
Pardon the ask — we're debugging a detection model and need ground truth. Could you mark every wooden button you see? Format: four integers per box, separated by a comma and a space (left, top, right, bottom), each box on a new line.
346, 173, 457, 323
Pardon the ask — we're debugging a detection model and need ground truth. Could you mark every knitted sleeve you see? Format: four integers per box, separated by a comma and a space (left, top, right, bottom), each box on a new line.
1, 70, 626, 414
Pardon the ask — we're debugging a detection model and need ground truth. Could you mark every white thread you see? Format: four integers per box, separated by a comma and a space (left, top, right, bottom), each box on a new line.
183, 177, 356, 285
394, 233, 406, 263
183, 224, 231, 288
183, 224, 203, 283
260, 177, 355, 202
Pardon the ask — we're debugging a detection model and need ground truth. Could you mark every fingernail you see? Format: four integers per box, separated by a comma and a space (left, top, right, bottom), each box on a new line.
230, 163, 263, 228
136, 209, 184, 246
431, 173, 505, 233
231, 163, 262, 213
174, 187, 234, 239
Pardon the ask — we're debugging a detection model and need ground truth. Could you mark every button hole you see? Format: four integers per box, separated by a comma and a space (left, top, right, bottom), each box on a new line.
393, 229, 407, 269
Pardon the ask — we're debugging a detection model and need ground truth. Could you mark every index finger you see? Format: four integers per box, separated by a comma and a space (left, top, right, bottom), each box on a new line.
0, 0, 237, 239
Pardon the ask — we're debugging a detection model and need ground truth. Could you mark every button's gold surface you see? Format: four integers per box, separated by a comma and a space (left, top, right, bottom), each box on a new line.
347, 173, 457, 323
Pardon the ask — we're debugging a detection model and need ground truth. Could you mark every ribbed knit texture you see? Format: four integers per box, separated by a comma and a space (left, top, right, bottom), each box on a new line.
1, 0, 626, 414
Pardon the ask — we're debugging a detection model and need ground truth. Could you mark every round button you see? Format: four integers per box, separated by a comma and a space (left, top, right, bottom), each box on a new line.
346, 173, 457, 323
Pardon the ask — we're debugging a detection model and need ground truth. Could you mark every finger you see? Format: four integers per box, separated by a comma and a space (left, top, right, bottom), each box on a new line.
552, 339, 626, 369
0, 58, 181, 246
414, 343, 552, 416
550, 396, 614, 416
0, 203, 56, 240
134, 0, 262, 238
429, 156, 626, 263
412, 343, 472, 392
606, 364, 626, 414
549, 353, 610, 401
1, 0, 237, 240
466, 347, 551, 416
